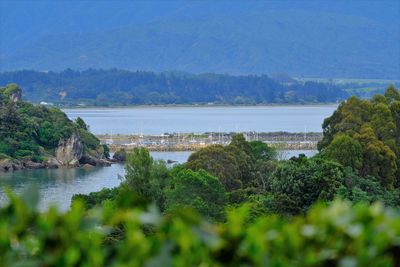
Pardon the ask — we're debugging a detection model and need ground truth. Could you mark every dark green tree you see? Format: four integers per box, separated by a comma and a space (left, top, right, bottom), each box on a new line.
267, 156, 344, 215
124, 148, 169, 209
165, 168, 227, 221
185, 145, 242, 191
319, 86, 400, 188
76, 116, 88, 130
324, 134, 363, 171
354, 125, 397, 188
249, 140, 277, 161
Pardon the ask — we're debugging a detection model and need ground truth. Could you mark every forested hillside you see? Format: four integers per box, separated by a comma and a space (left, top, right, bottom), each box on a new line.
1, 1, 399, 78
0, 70, 347, 106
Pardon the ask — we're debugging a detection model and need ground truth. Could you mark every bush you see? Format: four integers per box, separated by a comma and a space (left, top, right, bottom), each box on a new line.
1, 190, 400, 266
165, 168, 227, 221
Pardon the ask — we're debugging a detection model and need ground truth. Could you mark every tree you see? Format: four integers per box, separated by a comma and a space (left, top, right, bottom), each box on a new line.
229, 134, 252, 156
337, 168, 400, 206
225, 145, 254, 186
355, 125, 397, 188
324, 134, 363, 171
384, 84, 400, 103
370, 102, 396, 143
0, 101, 21, 135
124, 148, 169, 208
249, 140, 277, 161
267, 156, 344, 215
165, 169, 227, 221
318, 96, 372, 150
319, 86, 400, 188
185, 145, 242, 191
76, 116, 88, 130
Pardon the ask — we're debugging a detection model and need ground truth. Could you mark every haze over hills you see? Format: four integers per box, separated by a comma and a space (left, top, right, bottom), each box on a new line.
1, 0, 399, 79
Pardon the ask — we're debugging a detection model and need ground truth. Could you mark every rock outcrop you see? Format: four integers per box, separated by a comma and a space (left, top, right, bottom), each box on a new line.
0, 159, 12, 171
21, 159, 45, 169
80, 154, 111, 167
112, 149, 127, 162
46, 157, 62, 168
55, 133, 83, 167
9, 88, 22, 102
0, 158, 24, 171
1, 83, 22, 102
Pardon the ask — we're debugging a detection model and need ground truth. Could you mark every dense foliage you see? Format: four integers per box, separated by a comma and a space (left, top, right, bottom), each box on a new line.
0, 83, 102, 162
2, 189, 400, 266
0, 69, 348, 106
319, 85, 400, 188
266, 155, 345, 215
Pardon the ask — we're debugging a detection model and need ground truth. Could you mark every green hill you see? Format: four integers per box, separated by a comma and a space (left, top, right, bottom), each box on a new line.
1, 2, 399, 79
0, 84, 109, 171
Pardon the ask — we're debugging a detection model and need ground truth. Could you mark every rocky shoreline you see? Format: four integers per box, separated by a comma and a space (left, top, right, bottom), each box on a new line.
0, 157, 114, 172
0, 133, 114, 172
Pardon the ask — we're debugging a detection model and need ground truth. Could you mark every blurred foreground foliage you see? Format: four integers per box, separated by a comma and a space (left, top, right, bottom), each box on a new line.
1, 188, 400, 267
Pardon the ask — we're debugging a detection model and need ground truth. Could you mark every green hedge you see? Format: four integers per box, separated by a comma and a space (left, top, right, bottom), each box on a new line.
1, 189, 400, 267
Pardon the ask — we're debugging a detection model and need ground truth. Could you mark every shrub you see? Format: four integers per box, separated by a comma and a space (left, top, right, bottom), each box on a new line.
1, 190, 400, 266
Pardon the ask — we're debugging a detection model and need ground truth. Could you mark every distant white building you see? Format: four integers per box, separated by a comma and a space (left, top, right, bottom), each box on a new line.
39, 101, 54, 106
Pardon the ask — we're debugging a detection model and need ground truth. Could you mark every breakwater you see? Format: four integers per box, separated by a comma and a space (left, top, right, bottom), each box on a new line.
97, 132, 322, 152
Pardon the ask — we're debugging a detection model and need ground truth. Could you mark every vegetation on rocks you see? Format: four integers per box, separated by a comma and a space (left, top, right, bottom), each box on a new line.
0, 83, 108, 170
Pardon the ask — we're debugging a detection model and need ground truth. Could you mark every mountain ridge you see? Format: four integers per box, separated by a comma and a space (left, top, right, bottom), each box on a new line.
1, 1, 399, 78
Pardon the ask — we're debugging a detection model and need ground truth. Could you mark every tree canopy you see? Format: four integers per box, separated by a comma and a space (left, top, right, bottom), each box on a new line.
0, 70, 347, 106
319, 85, 400, 188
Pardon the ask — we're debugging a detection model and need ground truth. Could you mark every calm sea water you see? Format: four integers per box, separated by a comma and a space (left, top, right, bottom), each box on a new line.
0, 150, 316, 211
64, 105, 337, 134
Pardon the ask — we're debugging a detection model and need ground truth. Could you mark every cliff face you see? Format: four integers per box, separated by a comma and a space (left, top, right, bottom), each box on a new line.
55, 133, 83, 166
9, 88, 22, 102
1, 83, 22, 102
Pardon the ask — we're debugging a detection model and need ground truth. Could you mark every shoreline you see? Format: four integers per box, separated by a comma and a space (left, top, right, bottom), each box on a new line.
0, 158, 115, 173
60, 103, 339, 110
101, 132, 322, 152
1, 149, 319, 174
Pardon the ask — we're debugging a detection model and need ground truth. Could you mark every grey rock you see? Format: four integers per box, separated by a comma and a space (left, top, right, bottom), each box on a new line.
82, 163, 95, 169
0, 159, 14, 172
46, 157, 61, 168
80, 155, 112, 167
23, 160, 45, 169
113, 149, 127, 162
9, 89, 22, 102
55, 133, 83, 166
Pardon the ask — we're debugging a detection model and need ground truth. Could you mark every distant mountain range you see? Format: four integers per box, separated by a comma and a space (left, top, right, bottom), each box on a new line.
0, 1, 399, 79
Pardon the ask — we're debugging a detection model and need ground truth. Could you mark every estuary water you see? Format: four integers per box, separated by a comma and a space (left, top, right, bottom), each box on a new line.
64, 105, 337, 134
0, 151, 191, 211
0, 150, 317, 211
0, 105, 330, 211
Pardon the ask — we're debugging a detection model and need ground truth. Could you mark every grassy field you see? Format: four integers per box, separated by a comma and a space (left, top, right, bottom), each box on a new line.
295, 77, 400, 98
